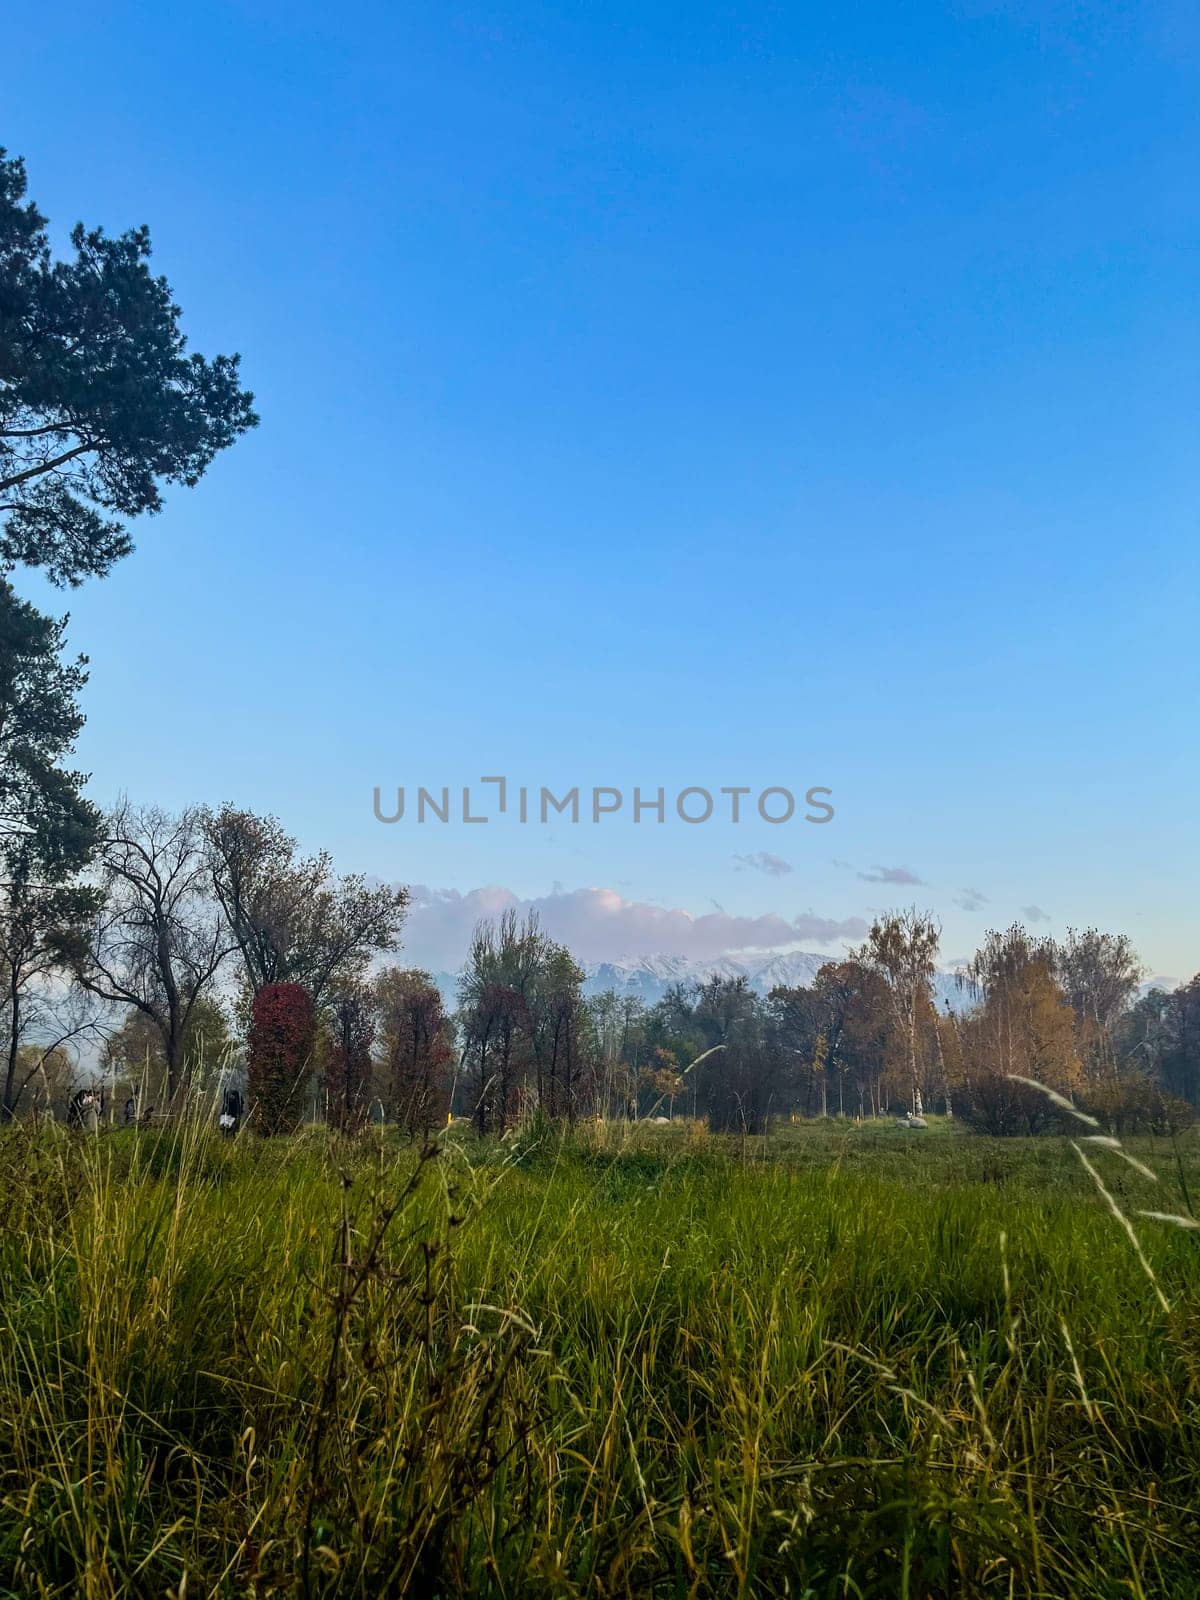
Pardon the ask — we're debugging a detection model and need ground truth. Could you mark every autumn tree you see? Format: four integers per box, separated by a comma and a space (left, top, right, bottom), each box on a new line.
247, 982, 316, 1135
959, 924, 1080, 1101
1053, 927, 1143, 1081
11, 1043, 84, 1118
456, 914, 597, 1129
640, 1047, 684, 1117
374, 967, 453, 1137
324, 979, 375, 1130
62, 804, 235, 1102
458, 910, 546, 1132
204, 805, 407, 1005
858, 908, 941, 1115
933, 1002, 967, 1112
771, 960, 899, 1119
531, 944, 589, 1120
955, 1071, 1069, 1137
102, 995, 231, 1108
820, 960, 896, 1117
588, 990, 646, 1119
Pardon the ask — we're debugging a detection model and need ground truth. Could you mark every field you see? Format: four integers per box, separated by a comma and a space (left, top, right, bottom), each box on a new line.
2, 1118, 1199, 1598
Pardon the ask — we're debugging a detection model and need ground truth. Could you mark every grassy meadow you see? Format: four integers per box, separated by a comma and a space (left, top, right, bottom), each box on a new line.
2, 1117, 1199, 1598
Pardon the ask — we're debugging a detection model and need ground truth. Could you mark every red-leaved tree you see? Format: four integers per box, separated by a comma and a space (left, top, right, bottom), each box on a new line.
247, 982, 315, 1135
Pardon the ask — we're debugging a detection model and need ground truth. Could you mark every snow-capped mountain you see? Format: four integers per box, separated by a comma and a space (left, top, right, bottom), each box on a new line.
581, 950, 829, 1004
432, 950, 969, 1011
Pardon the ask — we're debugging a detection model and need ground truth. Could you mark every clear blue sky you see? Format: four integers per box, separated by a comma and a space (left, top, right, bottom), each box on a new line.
7, 0, 1199, 977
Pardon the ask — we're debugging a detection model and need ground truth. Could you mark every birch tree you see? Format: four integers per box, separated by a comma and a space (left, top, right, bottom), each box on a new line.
859, 908, 940, 1116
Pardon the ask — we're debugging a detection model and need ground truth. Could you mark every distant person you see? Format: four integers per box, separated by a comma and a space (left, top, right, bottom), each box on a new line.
219, 1085, 243, 1136
68, 1087, 99, 1132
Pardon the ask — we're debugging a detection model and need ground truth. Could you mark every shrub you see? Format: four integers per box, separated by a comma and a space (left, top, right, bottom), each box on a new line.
247, 983, 316, 1135
1080, 1074, 1197, 1137
955, 1071, 1072, 1137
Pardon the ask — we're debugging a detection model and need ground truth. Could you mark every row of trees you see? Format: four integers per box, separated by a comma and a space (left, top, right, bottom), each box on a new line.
0, 799, 429, 1124
448, 906, 1198, 1136
4, 857, 1197, 1136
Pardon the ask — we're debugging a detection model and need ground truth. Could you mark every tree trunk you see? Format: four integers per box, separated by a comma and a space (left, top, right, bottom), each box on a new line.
908, 1016, 923, 1116
934, 1024, 953, 1118
2, 972, 19, 1121
165, 1032, 183, 1106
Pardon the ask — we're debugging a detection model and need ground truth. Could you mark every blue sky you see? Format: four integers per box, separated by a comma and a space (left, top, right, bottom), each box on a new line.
7, 0, 1199, 977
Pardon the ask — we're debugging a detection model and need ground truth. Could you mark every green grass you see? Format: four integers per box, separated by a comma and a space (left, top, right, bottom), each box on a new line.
2, 1117, 1199, 1597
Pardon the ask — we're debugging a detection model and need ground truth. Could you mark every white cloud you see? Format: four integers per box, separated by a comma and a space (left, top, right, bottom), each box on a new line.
400, 883, 867, 971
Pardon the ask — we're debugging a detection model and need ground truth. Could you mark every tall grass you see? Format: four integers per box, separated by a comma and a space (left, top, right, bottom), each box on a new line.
1, 1117, 1199, 1597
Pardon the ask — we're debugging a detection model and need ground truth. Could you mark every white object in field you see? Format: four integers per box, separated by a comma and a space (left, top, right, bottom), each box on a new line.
897, 1111, 928, 1129
652, 1115, 670, 1124
218, 1113, 236, 1130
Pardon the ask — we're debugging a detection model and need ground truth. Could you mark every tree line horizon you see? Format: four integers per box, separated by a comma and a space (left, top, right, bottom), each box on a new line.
5, 801, 1199, 1143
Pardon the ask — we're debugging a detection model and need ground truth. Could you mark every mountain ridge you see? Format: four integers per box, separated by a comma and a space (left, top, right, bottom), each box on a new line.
431, 949, 970, 1010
